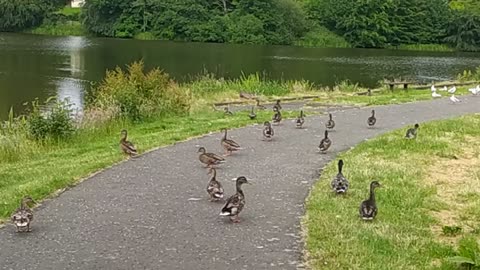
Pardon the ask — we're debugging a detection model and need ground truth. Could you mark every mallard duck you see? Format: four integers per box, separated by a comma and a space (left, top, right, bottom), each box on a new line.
220, 176, 251, 223
263, 121, 274, 140
326, 113, 335, 130
331, 160, 349, 194
224, 106, 233, 115
319, 130, 332, 153
296, 110, 305, 128
11, 196, 35, 232
249, 106, 257, 120
120, 129, 138, 157
272, 107, 282, 125
273, 99, 282, 111
256, 98, 266, 110
198, 147, 225, 168
405, 123, 419, 139
367, 109, 376, 127
207, 168, 224, 201
359, 181, 381, 220
221, 128, 241, 156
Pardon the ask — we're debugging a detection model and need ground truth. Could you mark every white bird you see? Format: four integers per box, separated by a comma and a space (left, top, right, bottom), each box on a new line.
432, 91, 442, 98
431, 84, 436, 92
448, 86, 457, 94
450, 94, 460, 103
441, 86, 448, 91
468, 85, 480, 95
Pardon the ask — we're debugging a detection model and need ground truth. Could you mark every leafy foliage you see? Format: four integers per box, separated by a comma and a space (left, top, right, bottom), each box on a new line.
448, 236, 480, 269
26, 98, 75, 141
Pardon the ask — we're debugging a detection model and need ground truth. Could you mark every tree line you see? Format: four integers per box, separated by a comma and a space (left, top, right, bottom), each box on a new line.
0, 0, 479, 51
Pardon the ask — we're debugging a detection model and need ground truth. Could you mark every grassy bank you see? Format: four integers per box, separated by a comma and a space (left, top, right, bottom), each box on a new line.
388, 44, 455, 52
304, 114, 480, 269
27, 21, 85, 36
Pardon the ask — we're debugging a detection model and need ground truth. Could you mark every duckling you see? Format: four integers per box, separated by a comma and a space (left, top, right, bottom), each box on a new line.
224, 106, 234, 115
198, 147, 225, 168
249, 106, 257, 120
11, 196, 35, 232
207, 168, 224, 201
319, 130, 332, 153
263, 121, 274, 140
220, 176, 251, 223
273, 99, 282, 111
367, 109, 376, 127
325, 113, 335, 130
221, 128, 241, 156
256, 99, 266, 110
272, 107, 282, 125
331, 160, 349, 194
359, 181, 381, 220
120, 129, 138, 157
296, 110, 305, 128
405, 123, 419, 139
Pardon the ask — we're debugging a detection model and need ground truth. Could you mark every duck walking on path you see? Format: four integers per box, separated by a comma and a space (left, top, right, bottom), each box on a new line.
326, 113, 335, 130
220, 128, 242, 156
450, 94, 460, 103
405, 124, 419, 139
319, 130, 332, 153
198, 147, 225, 168
331, 160, 349, 194
272, 107, 282, 125
120, 129, 138, 157
256, 99, 266, 110
367, 110, 376, 128
359, 181, 381, 220
220, 176, 251, 223
207, 168, 224, 201
11, 196, 35, 232
296, 110, 305, 128
263, 121, 274, 141
273, 99, 282, 111
249, 106, 257, 120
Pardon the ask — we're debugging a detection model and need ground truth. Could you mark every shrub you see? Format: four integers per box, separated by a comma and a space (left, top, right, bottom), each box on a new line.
26, 98, 75, 140
86, 61, 191, 121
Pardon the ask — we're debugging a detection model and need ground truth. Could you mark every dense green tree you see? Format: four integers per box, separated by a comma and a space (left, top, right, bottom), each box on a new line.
0, 0, 62, 31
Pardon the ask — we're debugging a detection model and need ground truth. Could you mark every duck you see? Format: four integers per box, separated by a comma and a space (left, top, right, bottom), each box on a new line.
220, 128, 241, 156
367, 109, 376, 127
405, 123, 419, 139
367, 89, 372, 96
198, 147, 225, 168
120, 129, 138, 157
263, 121, 274, 140
11, 196, 35, 232
430, 84, 436, 92
432, 91, 442, 98
220, 176, 251, 223
441, 86, 448, 91
296, 110, 305, 128
256, 98, 267, 110
448, 85, 457, 94
206, 168, 224, 201
359, 181, 381, 220
331, 160, 349, 194
468, 85, 480, 95
272, 107, 282, 125
273, 99, 282, 111
325, 113, 335, 130
450, 94, 460, 103
249, 106, 257, 120
319, 130, 332, 153
224, 106, 234, 115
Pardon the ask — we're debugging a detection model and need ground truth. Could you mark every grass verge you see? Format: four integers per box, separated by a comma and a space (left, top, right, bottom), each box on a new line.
303, 114, 480, 269
0, 110, 296, 221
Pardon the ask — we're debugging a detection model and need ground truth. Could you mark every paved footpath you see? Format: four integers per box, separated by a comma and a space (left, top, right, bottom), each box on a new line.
1, 97, 479, 270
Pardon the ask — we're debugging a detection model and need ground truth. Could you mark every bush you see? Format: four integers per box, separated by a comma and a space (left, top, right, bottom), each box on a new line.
87, 61, 191, 121
26, 98, 75, 140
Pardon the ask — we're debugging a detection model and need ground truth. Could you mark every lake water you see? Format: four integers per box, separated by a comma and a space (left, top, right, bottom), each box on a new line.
1, 32, 480, 118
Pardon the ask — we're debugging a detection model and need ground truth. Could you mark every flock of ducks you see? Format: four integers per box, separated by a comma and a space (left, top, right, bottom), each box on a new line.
430, 84, 466, 103
11, 98, 423, 231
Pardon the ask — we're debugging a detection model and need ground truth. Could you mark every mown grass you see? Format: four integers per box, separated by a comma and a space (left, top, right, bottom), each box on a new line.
0, 110, 296, 220
304, 114, 480, 269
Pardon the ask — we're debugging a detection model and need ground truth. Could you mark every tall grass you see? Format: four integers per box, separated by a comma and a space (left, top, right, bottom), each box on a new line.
295, 26, 351, 48
389, 44, 455, 52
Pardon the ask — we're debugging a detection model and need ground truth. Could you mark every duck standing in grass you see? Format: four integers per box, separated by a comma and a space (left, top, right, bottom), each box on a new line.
224, 106, 233, 115
198, 147, 225, 168
319, 130, 332, 153
273, 99, 282, 111
296, 110, 305, 128
11, 196, 35, 232
256, 99, 266, 110
326, 113, 335, 130
207, 168, 224, 201
405, 124, 419, 139
359, 181, 381, 220
331, 160, 349, 194
367, 110, 376, 128
263, 121, 274, 140
249, 106, 257, 120
220, 176, 251, 223
120, 129, 138, 157
272, 107, 282, 125
221, 128, 241, 156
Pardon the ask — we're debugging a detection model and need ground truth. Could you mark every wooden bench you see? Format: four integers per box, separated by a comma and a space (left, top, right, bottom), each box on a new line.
384, 81, 413, 91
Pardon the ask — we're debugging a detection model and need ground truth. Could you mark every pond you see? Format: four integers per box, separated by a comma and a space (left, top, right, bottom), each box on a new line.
1, 32, 480, 118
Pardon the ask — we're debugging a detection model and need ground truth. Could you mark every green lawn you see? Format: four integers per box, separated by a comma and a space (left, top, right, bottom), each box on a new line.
304, 114, 480, 269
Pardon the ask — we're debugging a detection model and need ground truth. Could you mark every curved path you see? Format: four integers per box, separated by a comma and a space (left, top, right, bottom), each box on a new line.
1, 97, 480, 270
